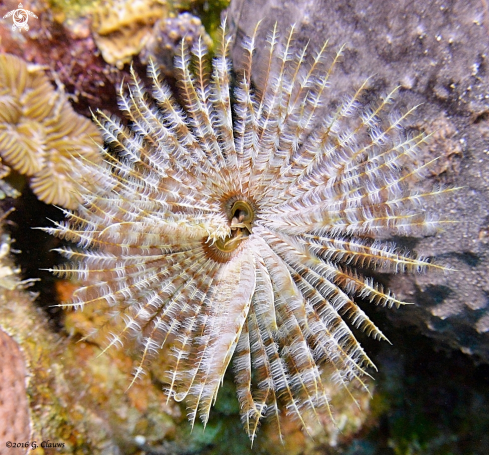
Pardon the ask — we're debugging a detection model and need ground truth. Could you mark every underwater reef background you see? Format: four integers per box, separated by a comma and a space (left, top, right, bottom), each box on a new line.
0, 0, 488, 454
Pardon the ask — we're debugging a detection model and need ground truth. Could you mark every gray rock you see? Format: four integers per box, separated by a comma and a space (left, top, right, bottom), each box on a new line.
226, 0, 489, 362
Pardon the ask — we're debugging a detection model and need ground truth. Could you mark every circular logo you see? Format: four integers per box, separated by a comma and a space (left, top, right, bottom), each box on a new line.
3, 4, 38, 32
13, 9, 28, 28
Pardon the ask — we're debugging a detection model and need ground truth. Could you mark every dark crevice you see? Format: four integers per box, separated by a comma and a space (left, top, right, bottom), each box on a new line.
5, 186, 66, 330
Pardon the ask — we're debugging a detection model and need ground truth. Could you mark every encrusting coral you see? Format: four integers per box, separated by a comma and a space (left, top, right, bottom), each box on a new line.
0, 53, 102, 209
91, 0, 169, 69
44, 22, 456, 441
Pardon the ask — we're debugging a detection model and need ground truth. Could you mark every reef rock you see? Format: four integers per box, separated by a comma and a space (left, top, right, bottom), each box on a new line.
140, 12, 213, 76
227, 0, 489, 362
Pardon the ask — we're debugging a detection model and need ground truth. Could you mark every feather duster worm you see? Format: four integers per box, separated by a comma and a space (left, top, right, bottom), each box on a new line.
44, 23, 455, 440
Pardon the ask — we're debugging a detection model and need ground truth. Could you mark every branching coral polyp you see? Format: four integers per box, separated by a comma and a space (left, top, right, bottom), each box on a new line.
0, 53, 102, 209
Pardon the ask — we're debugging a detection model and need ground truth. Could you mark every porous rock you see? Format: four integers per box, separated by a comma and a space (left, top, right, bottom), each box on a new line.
227, 0, 489, 362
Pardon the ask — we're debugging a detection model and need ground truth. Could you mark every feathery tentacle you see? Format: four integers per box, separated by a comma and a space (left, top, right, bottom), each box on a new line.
44, 21, 453, 441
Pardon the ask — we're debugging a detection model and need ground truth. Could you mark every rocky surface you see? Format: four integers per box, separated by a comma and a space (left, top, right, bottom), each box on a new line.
140, 12, 213, 76
0, 329, 30, 455
227, 0, 489, 363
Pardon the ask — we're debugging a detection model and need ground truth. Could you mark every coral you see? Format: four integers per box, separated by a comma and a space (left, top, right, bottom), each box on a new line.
91, 0, 169, 69
44, 23, 454, 442
0, 53, 102, 209
48, 0, 101, 20
141, 12, 212, 76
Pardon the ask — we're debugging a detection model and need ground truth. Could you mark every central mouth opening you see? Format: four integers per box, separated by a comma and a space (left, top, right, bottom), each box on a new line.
215, 201, 254, 252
